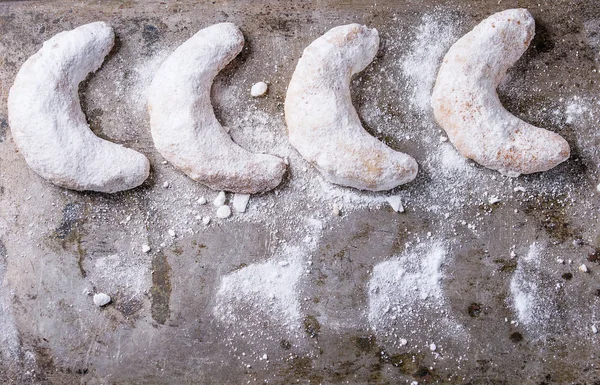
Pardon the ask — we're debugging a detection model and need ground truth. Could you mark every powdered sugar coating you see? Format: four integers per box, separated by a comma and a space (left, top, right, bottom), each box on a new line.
285, 24, 418, 191
8, 22, 150, 193
431, 9, 570, 176
148, 23, 287, 194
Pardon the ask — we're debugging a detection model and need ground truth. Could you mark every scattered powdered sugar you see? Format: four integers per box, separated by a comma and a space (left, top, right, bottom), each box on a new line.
88, 253, 151, 298
368, 241, 465, 347
229, 109, 287, 157
565, 98, 588, 125
557, 95, 597, 126
0, 256, 20, 362
437, 143, 474, 176
127, 50, 170, 112
401, 13, 459, 112
509, 243, 559, 332
214, 245, 306, 333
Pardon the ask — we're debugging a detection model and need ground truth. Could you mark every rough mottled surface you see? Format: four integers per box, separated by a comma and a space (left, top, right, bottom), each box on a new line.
0, 1, 600, 384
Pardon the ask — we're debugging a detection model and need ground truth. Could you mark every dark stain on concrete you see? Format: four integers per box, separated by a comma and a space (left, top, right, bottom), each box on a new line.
0, 115, 7, 143
523, 195, 575, 243
113, 294, 143, 320
494, 258, 518, 274
53, 203, 87, 278
303, 315, 320, 338
150, 252, 172, 325
142, 24, 160, 45
278, 355, 321, 383
0, 238, 6, 264
468, 302, 482, 317
510, 332, 524, 343
54, 203, 81, 239
379, 351, 434, 381
279, 339, 292, 350
588, 249, 600, 264
352, 333, 377, 354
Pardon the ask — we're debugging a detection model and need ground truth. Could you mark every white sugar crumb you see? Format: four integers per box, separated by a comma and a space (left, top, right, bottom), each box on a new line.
250, 81, 268, 97
93, 293, 111, 307
579, 264, 589, 273
213, 191, 226, 207
216, 205, 231, 219
214, 246, 304, 332
232, 194, 250, 213
597, 183, 600, 193
202, 216, 211, 225
429, 343, 437, 351
163, 181, 169, 188
332, 203, 341, 216
197, 196, 207, 205
399, 338, 408, 346
488, 196, 500, 204
142, 244, 151, 253
386, 195, 404, 212
168, 229, 176, 238
514, 186, 526, 192
592, 325, 598, 334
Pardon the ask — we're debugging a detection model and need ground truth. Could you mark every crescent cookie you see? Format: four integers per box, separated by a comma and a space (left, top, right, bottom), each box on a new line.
431, 9, 570, 176
148, 23, 287, 194
285, 24, 418, 191
8, 22, 150, 193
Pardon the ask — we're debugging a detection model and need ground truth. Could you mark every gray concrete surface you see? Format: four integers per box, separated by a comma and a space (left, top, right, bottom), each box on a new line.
1, 0, 600, 384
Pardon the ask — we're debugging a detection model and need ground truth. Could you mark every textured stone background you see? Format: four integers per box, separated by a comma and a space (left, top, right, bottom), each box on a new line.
1, 1, 600, 384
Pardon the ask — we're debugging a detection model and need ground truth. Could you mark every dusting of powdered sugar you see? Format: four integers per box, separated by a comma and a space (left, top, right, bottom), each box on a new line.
0, 254, 20, 362
509, 243, 561, 334
401, 13, 460, 113
127, 50, 170, 112
86, 253, 151, 297
213, 245, 305, 333
368, 241, 466, 349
